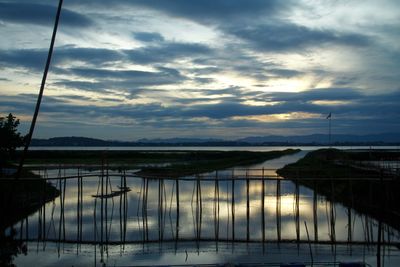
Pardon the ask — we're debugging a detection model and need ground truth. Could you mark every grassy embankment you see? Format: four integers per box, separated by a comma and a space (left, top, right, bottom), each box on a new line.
277, 148, 400, 230
16, 149, 300, 177
0, 165, 59, 231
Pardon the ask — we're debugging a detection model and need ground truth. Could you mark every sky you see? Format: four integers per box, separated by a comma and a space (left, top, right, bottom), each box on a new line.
0, 0, 399, 140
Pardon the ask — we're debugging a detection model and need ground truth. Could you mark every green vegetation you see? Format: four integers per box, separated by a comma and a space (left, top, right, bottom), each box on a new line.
137, 149, 300, 177
16, 149, 300, 177
277, 148, 400, 230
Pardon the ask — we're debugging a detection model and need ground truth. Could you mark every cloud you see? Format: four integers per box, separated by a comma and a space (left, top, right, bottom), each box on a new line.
125, 42, 212, 64
0, 47, 123, 71
0, 49, 47, 71
0, 2, 92, 27
226, 22, 371, 52
0, 42, 211, 72
2, 88, 399, 137
66, 0, 291, 24
267, 88, 363, 102
133, 32, 164, 43
57, 66, 187, 89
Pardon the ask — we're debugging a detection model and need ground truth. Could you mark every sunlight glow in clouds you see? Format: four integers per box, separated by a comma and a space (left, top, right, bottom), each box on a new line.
0, 0, 399, 139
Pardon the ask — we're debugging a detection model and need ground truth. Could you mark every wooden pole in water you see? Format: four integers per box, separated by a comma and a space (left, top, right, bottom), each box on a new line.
304, 221, 314, 264
100, 158, 104, 251
246, 170, 250, 242
313, 180, 318, 242
198, 175, 203, 247
105, 164, 109, 246
348, 179, 353, 244
77, 170, 80, 246
176, 179, 180, 243
119, 174, 123, 244
377, 170, 384, 267
80, 173, 83, 244
141, 179, 145, 243
231, 170, 235, 242
330, 180, 336, 244
213, 171, 220, 243
195, 175, 200, 249
158, 178, 161, 241
295, 179, 300, 243
145, 178, 149, 242
276, 179, 281, 242
42, 177, 46, 242
261, 168, 265, 244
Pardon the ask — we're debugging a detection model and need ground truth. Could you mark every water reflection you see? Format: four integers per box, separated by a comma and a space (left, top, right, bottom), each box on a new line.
6, 154, 400, 266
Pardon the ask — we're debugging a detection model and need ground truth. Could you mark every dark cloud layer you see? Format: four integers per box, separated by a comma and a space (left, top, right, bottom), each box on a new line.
125, 42, 212, 64
3, 89, 399, 135
0, 0, 399, 138
133, 32, 165, 43
0, 2, 92, 27
227, 23, 371, 52
0, 42, 212, 72
65, 0, 291, 23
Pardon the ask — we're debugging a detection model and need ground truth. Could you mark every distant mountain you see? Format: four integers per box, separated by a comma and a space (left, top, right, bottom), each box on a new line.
30, 133, 400, 147
31, 137, 113, 146
238, 133, 400, 144
30, 136, 239, 147
136, 137, 224, 143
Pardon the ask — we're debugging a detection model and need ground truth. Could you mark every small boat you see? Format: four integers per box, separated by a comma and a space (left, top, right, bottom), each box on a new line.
92, 187, 131, 198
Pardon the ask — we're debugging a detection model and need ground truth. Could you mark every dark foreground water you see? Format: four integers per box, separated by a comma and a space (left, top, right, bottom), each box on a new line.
6, 150, 400, 266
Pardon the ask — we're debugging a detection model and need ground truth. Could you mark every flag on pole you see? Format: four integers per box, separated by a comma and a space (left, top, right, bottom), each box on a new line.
326, 112, 331, 119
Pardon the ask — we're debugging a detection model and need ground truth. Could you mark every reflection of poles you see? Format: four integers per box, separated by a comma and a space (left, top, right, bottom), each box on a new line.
144, 179, 149, 242
158, 178, 165, 242
42, 176, 47, 245
105, 165, 109, 256
214, 171, 220, 251
261, 168, 265, 247
175, 179, 180, 249
77, 168, 83, 252
58, 176, 66, 256
377, 172, 384, 267
246, 170, 250, 242
119, 174, 123, 247
119, 170, 128, 251
100, 158, 104, 263
347, 179, 353, 248
276, 179, 281, 242
231, 171, 235, 243
195, 174, 202, 252
313, 180, 318, 243
330, 180, 336, 244
295, 178, 300, 244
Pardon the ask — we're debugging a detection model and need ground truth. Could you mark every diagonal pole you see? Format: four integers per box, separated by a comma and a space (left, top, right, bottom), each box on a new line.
17, 0, 64, 177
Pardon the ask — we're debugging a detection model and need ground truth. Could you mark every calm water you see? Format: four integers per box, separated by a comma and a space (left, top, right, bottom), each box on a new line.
8, 150, 400, 266
28, 145, 400, 151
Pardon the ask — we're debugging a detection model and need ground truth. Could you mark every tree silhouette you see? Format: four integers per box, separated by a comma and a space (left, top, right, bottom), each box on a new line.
0, 113, 25, 170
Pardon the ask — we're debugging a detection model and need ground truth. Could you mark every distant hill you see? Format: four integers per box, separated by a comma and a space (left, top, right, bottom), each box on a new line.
30, 133, 400, 147
136, 137, 224, 144
238, 133, 400, 144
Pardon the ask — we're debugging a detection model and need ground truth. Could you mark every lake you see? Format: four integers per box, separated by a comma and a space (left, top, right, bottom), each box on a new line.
6, 149, 400, 266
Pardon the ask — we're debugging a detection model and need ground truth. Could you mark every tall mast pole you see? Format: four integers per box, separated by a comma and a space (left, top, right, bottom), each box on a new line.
17, 0, 64, 177
328, 113, 332, 148
326, 112, 332, 147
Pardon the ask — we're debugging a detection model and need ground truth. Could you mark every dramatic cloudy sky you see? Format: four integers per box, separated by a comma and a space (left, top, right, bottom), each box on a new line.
0, 0, 399, 140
